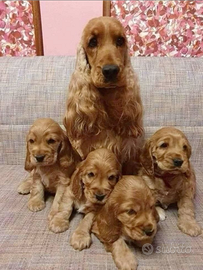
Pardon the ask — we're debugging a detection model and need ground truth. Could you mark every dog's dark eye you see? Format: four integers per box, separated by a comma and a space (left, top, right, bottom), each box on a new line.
127, 209, 136, 215
108, 175, 116, 181
88, 37, 97, 48
160, 143, 168, 148
116, 36, 125, 47
47, 139, 56, 144
29, 139, 34, 144
183, 145, 187, 151
88, 172, 95, 178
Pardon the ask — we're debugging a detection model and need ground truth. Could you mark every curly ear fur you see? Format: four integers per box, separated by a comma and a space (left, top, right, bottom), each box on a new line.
24, 140, 34, 172
58, 131, 81, 170
185, 138, 192, 159
63, 44, 108, 140
71, 161, 86, 200
140, 139, 154, 175
121, 63, 144, 138
93, 202, 121, 246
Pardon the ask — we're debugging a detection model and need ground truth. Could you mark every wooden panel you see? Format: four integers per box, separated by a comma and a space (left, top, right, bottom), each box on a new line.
103, 1, 111, 16
31, 1, 44, 56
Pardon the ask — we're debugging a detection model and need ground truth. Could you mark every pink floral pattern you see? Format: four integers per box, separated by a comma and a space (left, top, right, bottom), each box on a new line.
0, 1, 36, 56
111, 1, 203, 57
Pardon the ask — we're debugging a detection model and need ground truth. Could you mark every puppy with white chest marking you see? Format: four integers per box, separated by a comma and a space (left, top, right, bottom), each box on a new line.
18, 118, 80, 222
49, 148, 121, 251
92, 175, 159, 270
140, 127, 202, 236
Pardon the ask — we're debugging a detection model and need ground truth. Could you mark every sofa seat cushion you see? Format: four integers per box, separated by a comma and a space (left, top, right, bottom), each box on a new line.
1, 165, 203, 270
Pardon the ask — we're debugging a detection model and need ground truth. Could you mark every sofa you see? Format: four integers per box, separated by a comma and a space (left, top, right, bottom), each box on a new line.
0, 56, 203, 270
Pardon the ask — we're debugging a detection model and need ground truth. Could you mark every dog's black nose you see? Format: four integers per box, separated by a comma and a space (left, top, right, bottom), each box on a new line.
102, 65, 120, 81
143, 226, 154, 236
173, 159, 183, 167
95, 194, 106, 201
35, 155, 45, 162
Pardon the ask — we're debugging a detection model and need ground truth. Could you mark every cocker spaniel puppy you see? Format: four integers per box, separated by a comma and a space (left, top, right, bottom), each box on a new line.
140, 127, 202, 236
64, 16, 144, 174
49, 148, 121, 250
18, 118, 80, 220
92, 175, 159, 270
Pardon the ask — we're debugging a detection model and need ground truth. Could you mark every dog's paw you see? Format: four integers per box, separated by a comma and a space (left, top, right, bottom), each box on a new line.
17, 182, 31, 194
49, 216, 69, 233
178, 220, 202, 236
156, 206, 166, 221
70, 230, 92, 251
48, 210, 57, 222
114, 250, 138, 270
28, 199, 45, 212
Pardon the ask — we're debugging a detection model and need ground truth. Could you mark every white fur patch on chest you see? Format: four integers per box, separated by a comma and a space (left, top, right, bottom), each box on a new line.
75, 201, 86, 213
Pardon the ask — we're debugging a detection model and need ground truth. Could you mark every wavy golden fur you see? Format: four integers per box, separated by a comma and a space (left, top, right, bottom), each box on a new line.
18, 118, 80, 223
49, 148, 121, 250
92, 176, 159, 269
64, 17, 144, 174
140, 127, 202, 236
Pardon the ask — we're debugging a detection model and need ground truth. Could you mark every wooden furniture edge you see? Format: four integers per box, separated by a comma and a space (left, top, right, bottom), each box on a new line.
103, 1, 111, 16
31, 1, 44, 56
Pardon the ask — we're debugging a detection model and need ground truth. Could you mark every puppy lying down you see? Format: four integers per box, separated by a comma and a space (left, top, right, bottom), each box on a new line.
92, 175, 159, 270
18, 118, 80, 221
140, 127, 202, 236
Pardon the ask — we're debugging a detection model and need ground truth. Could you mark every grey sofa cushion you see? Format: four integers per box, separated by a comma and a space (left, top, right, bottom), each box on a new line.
0, 165, 202, 270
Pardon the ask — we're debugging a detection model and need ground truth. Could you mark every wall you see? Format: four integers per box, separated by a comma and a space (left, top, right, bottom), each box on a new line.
111, 0, 203, 57
40, 1, 103, 56
0, 1, 36, 56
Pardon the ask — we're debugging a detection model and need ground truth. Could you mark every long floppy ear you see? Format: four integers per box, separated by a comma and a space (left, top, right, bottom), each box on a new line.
58, 131, 81, 170
185, 138, 192, 159
94, 201, 121, 245
75, 42, 90, 73
24, 140, 34, 172
63, 44, 107, 140
140, 139, 154, 175
118, 61, 144, 138
70, 161, 86, 200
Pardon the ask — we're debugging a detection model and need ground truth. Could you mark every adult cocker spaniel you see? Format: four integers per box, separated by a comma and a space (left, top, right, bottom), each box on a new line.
64, 16, 144, 174
92, 175, 159, 270
49, 148, 121, 250
18, 118, 80, 221
140, 127, 202, 236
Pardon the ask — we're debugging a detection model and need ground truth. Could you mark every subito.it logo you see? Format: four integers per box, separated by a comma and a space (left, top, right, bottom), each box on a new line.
142, 243, 154, 255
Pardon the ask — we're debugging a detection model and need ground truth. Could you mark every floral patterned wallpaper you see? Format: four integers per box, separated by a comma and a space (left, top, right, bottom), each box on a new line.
111, 0, 203, 57
0, 1, 36, 56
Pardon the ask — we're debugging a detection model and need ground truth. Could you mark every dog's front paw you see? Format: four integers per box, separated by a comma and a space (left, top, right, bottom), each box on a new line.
48, 210, 57, 222
70, 230, 92, 251
18, 181, 31, 194
28, 199, 45, 212
113, 250, 138, 270
178, 220, 202, 236
49, 216, 69, 233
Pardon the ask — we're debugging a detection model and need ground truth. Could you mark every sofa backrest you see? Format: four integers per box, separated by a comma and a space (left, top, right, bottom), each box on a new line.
0, 56, 203, 167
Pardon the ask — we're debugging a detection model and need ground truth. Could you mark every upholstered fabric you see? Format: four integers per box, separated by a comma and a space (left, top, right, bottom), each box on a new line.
0, 56, 203, 269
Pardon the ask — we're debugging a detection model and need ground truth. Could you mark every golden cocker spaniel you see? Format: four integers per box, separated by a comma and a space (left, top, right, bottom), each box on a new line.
92, 175, 159, 270
140, 127, 202, 236
18, 118, 80, 220
49, 148, 121, 250
64, 16, 144, 174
